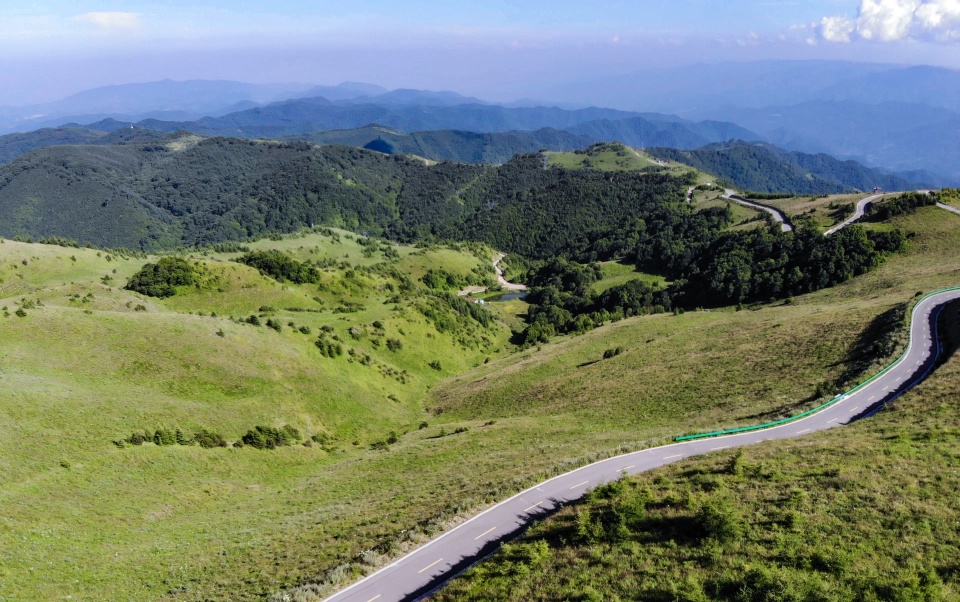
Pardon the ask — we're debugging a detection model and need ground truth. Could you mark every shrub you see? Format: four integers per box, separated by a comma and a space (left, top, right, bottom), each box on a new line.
429, 360, 442, 371
125, 257, 196, 298
386, 338, 403, 352
236, 250, 319, 284
194, 429, 227, 448
241, 425, 302, 450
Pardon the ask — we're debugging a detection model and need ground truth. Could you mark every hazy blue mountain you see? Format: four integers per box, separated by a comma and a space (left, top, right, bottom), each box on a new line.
0, 124, 171, 164
538, 60, 896, 113
352, 89, 490, 106
299, 82, 388, 101
115, 98, 645, 138
0, 80, 373, 134
696, 100, 960, 182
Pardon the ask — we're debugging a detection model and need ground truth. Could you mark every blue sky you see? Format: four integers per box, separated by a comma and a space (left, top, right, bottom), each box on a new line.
1, 0, 958, 104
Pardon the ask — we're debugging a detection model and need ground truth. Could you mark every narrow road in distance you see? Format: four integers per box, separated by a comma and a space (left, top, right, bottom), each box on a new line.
824, 192, 892, 235
322, 286, 960, 602
723, 189, 792, 232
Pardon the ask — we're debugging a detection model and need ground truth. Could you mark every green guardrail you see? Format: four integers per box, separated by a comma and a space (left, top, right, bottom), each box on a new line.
674, 286, 960, 442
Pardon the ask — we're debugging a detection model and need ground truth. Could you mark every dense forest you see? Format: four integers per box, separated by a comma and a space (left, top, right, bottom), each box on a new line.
0, 137, 692, 253
520, 223, 907, 345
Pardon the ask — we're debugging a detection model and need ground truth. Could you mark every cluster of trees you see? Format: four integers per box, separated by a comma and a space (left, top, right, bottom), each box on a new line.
864, 191, 936, 221
240, 425, 302, 449
236, 249, 320, 284
520, 224, 907, 345
420, 266, 494, 291
115, 427, 227, 448
124, 257, 197, 298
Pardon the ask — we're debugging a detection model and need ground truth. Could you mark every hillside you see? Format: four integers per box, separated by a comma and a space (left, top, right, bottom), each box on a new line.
298, 125, 594, 164
0, 136, 697, 252
651, 141, 917, 194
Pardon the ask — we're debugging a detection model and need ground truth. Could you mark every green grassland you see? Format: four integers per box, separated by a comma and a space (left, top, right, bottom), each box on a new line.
692, 193, 768, 231
4, 207, 960, 601
0, 232, 513, 601
590, 261, 669, 294
545, 143, 712, 184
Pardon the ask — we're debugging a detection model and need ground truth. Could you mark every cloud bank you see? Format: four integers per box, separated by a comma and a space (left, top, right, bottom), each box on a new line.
820, 0, 960, 42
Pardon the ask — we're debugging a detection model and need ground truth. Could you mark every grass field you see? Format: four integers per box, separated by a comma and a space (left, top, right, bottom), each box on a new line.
545, 143, 713, 184
590, 261, 669, 294
4, 206, 960, 601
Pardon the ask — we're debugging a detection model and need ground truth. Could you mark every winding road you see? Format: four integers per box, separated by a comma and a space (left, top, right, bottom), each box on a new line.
723, 189, 792, 232
823, 192, 892, 236
321, 199, 958, 602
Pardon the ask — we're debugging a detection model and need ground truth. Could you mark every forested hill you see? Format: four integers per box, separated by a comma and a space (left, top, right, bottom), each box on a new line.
651, 141, 917, 194
0, 135, 692, 253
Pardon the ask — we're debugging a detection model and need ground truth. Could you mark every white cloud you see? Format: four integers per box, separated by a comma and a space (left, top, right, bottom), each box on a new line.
819, 0, 960, 42
821, 15, 856, 42
74, 12, 141, 31
915, 0, 960, 28
857, 0, 919, 41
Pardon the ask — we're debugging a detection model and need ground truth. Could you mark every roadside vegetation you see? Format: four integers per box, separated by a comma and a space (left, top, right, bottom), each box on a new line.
436, 298, 960, 601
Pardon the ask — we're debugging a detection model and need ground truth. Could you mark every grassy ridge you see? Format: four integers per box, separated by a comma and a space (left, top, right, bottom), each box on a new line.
0, 231, 512, 600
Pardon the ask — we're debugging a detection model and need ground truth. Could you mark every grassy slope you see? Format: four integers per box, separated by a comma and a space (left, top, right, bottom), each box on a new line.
4, 208, 960, 601
545, 144, 712, 184
0, 232, 512, 601
430, 207, 960, 600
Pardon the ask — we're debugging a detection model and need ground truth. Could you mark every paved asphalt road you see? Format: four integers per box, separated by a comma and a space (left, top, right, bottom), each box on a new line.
723, 189, 792, 232
321, 199, 959, 602
823, 192, 892, 235
323, 284, 960, 602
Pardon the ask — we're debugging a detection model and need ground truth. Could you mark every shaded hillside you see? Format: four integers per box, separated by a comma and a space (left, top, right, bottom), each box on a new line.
651, 141, 915, 194
0, 124, 172, 164
300, 125, 593, 164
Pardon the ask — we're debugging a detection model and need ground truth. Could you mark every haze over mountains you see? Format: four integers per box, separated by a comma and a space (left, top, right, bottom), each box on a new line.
0, 60, 957, 184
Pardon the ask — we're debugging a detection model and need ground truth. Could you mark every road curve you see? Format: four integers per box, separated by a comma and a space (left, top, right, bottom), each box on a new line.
493, 253, 526, 292
723, 189, 792, 232
823, 192, 893, 236
321, 287, 960, 602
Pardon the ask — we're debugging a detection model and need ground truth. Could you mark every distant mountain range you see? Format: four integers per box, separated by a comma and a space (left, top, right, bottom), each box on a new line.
0, 60, 957, 184
694, 100, 960, 184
